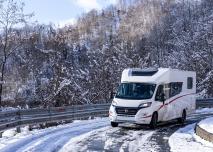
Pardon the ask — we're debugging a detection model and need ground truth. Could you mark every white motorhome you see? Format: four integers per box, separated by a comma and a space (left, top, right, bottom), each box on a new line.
109, 68, 196, 128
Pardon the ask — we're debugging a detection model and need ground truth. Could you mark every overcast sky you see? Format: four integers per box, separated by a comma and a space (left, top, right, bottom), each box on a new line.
23, 0, 117, 27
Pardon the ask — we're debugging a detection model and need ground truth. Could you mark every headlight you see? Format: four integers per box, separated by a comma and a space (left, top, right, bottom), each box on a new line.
112, 100, 117, 106
139, 102, 152, 108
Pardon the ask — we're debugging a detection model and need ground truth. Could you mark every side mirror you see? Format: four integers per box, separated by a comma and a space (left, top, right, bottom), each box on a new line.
160, 93, 165, 104
110, 91, 116, 99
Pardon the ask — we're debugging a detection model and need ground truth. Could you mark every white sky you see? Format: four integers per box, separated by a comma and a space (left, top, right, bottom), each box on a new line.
22, 0, 117, 27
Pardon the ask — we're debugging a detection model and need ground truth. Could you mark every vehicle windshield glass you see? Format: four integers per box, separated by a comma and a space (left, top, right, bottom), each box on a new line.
115, 83, 156, 100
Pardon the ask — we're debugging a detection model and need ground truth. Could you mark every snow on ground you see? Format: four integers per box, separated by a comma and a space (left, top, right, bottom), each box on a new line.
198, 117, 213, 134
187, 108, 213, 121
1, 108, 213, 152
0, 118, 109, 152
2, 126, 30, 138
169, 123, 213, 152
2, 129, 17, 138
59, 126, 111, 152
196, 108, 213, 114
59, 124, 156, 152
0, 118, 157, 152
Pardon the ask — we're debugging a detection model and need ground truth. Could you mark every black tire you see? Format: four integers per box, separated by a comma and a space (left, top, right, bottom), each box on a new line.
149, 112, 158, 129
178, 110, 186, 124
111, 122, 118, 127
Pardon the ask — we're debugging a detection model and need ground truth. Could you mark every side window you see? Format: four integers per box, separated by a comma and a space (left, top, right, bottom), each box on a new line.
155, 85, 164, 101
163, 84, 170, 100
170, 82, 183, 97
187, 77, 193, 89
155, 82, 183, 101
155, 84, 170, 101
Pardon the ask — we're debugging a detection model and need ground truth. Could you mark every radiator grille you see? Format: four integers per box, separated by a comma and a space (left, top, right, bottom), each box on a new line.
115, 107, 139, 116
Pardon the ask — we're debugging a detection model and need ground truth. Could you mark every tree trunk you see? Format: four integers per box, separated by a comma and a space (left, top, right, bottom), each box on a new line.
0, 62, 5, 107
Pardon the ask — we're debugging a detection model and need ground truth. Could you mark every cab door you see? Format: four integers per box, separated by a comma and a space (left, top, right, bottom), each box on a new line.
155, 84, 171, 121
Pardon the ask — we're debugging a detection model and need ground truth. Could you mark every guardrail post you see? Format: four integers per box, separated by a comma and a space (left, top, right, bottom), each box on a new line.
29, 125, 33, 131
16, 127, 21, 133
0, 132, 2, 138
39, 124, 45, 129
16, 110, 21, 133
48, 106, 51, 123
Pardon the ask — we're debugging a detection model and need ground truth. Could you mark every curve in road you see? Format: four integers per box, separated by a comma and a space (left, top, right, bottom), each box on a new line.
0, 108, 213, 152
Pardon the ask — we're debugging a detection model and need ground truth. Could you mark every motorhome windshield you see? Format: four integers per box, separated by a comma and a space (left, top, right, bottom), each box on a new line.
115, 83, 156, 100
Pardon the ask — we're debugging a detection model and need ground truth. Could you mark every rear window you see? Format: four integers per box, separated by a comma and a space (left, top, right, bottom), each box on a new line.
187, 77, 193, 89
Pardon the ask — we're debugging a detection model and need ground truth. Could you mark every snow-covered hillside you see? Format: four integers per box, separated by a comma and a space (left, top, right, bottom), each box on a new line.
0, 0, 212, 108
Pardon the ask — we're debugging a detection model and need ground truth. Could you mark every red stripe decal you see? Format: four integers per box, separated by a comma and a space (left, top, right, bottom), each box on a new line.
140, 93, 195, 119
157, 104, 164, 111
157, 93, 195, 112
142, 115, 152, 118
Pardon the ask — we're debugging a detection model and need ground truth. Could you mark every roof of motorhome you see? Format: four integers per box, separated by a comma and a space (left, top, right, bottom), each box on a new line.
121, 68, 195, 83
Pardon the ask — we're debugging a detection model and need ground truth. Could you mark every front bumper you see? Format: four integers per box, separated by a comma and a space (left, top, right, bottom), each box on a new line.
109, 105, 152, 125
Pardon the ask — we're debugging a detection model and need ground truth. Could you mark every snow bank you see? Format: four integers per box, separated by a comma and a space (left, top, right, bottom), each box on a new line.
169, 123, 213, 152
196, 108, 213, 114
2, 126, 30, 138
198, 117, 213, 134
2, 129, 17, 138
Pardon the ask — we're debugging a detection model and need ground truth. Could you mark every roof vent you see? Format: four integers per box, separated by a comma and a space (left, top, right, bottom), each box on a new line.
131, 68, 158, 76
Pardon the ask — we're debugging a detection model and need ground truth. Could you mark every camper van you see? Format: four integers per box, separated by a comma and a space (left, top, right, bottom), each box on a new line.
109, 68, 196, 128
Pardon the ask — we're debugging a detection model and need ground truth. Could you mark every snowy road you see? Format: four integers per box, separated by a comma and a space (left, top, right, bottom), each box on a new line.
0, 109, 213, 152
59, 125, 156, 152
0, 118, 109, 152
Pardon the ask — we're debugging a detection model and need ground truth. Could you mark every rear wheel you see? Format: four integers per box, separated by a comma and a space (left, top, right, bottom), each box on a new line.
178, 110, 186, 124
149, 112, 158, 129
111, 122, 118, 127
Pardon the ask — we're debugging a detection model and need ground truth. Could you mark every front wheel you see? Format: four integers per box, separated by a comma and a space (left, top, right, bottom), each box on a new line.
111, 122, 118, 127
177, 110, 186, 124
149, 112, 158, 129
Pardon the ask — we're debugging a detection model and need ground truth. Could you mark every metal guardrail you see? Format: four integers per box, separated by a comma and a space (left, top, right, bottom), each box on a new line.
0, 99, 212, 134
0, 103, 110, 133
196, 99, 213, 108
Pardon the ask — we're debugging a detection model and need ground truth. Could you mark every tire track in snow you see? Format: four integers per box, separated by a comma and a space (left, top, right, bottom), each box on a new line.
59, 124, 156, 152
19, 120, 108, 152
0, 118, 109, 152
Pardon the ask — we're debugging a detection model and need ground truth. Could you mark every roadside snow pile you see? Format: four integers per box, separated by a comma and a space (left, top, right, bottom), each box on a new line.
169, 123, 213, 152
198, 117, 213, 134
196, 108, 213, 114
2, 127, 30, 138
2, 129, 17, 138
